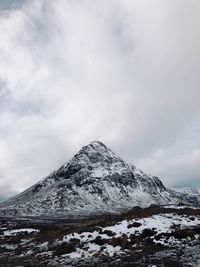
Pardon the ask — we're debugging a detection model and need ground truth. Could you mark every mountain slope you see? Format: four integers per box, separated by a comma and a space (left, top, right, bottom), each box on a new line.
174, 186, 200, 195
0, 141, 198, 217
172, 186, 200, 205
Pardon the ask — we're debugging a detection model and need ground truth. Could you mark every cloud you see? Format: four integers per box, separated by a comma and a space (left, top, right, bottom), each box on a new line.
0, 0, 25, 11
0, 0, 200, 198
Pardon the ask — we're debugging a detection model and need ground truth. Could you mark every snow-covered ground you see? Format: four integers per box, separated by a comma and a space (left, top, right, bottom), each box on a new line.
2, 228, 39, 237
0, 207, 200, 267
104, 214, 200, 236
53, 213, 200, 260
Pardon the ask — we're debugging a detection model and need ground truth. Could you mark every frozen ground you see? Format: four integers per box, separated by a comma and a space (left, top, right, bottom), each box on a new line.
0, 205, 200, 266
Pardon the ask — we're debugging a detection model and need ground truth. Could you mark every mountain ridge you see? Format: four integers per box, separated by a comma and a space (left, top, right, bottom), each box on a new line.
0, 141, 199, 217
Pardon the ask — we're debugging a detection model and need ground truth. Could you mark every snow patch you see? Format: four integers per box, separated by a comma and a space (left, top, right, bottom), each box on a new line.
3, 228, 39, 236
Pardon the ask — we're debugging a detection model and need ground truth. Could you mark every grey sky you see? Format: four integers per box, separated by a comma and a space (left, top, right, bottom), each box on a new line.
0, 0, 200, 200
0, 0, 25, 10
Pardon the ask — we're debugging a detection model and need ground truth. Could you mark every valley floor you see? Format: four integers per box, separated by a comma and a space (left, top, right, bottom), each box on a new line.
0, 205, 200, 267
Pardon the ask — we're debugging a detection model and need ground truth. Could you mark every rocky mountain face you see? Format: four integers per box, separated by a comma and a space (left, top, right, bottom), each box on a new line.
172, 187, 200, 205
0, 141, 199, 217
174, 187, 200, 195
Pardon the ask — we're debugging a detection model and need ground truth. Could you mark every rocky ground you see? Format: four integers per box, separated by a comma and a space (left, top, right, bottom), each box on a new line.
0, 204, 200, 267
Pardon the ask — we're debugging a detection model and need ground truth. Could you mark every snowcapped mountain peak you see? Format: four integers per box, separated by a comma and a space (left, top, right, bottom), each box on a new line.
85, 140, 108, 150
0, 141, 199, 217
61, 141, 125, 178
76, 140, 119, 163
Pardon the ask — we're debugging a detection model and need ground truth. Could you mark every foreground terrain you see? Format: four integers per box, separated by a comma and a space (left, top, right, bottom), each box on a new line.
1, 204, 200, 267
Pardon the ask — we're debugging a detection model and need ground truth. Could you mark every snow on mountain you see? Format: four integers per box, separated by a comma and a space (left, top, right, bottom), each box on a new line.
172, 187, 200, 205
0, 141, 199, 217
173, 187, 200, 195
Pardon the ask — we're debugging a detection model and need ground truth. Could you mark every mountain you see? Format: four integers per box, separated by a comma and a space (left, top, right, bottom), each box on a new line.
174, 186, 200, 195
0, 141, 199, 217
172, 187, 200, 204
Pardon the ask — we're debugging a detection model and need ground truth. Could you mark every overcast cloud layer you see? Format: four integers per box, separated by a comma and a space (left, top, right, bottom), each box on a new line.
0, 0, 200, 200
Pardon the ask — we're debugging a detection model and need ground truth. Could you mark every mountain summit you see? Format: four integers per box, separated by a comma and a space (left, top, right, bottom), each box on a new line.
0, 141, 199, 217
